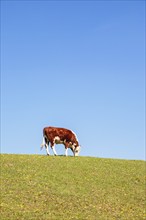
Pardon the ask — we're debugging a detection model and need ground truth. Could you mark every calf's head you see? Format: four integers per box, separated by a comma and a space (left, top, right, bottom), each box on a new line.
71, 145, 80, 156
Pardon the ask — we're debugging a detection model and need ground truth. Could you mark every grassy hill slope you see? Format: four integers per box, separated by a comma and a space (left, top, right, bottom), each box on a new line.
1, 154, 145, 219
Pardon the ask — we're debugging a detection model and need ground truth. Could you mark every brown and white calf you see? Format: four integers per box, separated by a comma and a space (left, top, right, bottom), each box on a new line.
41, 126, 80, 156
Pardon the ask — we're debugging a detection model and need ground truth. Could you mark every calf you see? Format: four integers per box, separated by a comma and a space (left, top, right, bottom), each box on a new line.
41, 126, 80, 156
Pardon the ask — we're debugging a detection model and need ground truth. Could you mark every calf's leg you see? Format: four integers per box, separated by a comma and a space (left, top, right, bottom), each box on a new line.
50, 143, 57, 156
65, 147, 68, 156
45, 143, 50, 156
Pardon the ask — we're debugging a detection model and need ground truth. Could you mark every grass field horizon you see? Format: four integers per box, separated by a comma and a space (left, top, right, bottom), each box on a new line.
1, 154, 145, 219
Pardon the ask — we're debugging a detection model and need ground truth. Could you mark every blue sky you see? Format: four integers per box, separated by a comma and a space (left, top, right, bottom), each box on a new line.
1, 0, 145, 160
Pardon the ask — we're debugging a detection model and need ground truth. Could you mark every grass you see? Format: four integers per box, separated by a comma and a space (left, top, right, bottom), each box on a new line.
1, 154, 145, 219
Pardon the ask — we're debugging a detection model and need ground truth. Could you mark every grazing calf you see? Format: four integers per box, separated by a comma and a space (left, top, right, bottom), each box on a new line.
41, 126, 80, 156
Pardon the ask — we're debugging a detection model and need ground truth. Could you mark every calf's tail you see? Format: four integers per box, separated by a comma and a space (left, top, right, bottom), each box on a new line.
41, 136, 45, 149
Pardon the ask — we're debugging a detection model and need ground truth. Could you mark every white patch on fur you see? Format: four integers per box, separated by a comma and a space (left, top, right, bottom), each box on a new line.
72, 145, 75, 151
54, 136, 64, 144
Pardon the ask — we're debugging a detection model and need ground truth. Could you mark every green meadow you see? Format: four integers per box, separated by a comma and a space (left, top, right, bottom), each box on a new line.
1, 154, 145, 219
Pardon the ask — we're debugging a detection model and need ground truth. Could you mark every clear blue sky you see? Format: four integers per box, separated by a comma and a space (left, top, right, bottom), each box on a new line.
1, 0, 145, 160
